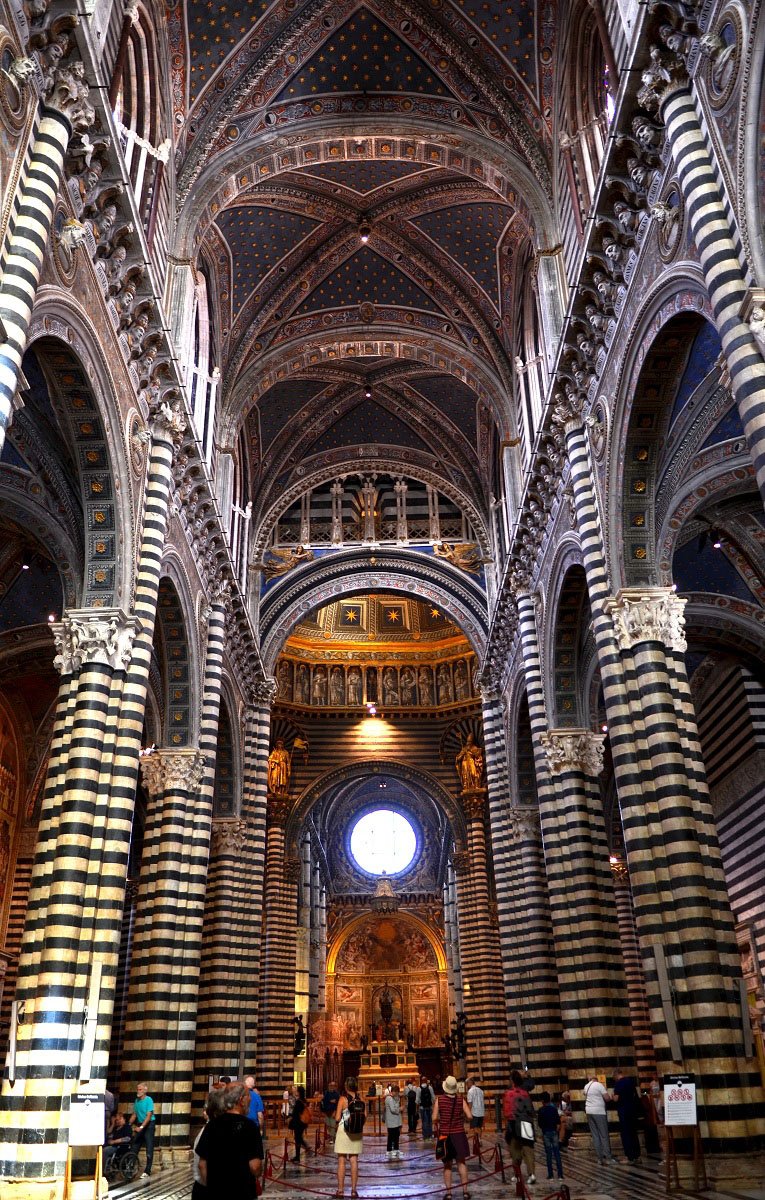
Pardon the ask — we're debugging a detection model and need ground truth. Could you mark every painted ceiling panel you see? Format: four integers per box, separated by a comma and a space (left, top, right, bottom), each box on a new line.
307, 399, 432, 455
455, 0, 538, 88
274, 9, 455, 102
293, 247, 442, 315
296, 160, 433, 194
408, 375, 478, 444
186, 0, 270, 103
215, 205, 321, 310
410, 202, 513, 306
257, 378, 328, 450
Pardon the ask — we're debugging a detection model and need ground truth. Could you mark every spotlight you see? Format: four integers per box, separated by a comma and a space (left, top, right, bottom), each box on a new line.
21, 563, 29, 570
712, 531, 723, 549
358, 217, 371, 243
47, 613, 56, 623
364, 386, 372, 399
601, 724, 608, 733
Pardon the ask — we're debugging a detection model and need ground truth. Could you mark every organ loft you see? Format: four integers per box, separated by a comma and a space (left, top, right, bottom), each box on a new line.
0, 0, 762, 1194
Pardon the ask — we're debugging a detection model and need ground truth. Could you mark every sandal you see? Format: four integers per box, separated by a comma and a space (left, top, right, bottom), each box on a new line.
351, 1191, 359, 1197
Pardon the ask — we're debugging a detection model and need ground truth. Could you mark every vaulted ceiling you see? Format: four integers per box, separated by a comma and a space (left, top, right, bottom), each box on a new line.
171, 0, 559, 523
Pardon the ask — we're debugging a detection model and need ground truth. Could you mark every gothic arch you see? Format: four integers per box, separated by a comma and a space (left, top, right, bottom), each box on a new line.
546, 562, 591, 729
258, 548, 488, 670
288, 757, 467, 861
326, 907, 448, 973
155, 560, 200, 746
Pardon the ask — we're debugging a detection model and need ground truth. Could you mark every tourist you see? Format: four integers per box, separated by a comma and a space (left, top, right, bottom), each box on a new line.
384, 1082, 402, 1158
281, 1087, 292, 1126
640, 1085, 661, 1158
433, 1075, 472, 1200
466, 1077, 485, 1129
244, 1076, 264, 1132
613, 1068, 641, 1162
196, 1082, 263, 1200
583, 1069, 615, 1165
406, 1079, 419, 1134
503, 1070, 536, 1185
334, 1076, 366, 1197
537, 1091, 564, 1181
129, 1082, 155, 1179
322, 1080, 341, 1141
558, 1092, 574, 1149
193, 1088, 225, 1200
419, 1076, 435, 1139
289, 1085, 311, 1162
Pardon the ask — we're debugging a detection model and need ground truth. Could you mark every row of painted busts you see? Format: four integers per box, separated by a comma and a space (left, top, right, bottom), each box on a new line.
275, 656, 476, 707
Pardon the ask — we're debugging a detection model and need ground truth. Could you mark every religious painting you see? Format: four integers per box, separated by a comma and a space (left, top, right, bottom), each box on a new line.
337, 1008, 364, 1049
414, 1006, 440, 1046
335, 916, 437, 973
372, 983, 403, 1039
411, 982, 438, 1003
336, 984, 363, 1006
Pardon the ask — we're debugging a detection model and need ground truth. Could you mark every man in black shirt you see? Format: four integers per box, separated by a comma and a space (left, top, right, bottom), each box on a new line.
197, 1082, 263, 1200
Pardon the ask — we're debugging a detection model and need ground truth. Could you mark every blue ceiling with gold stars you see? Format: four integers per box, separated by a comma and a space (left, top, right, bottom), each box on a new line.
307, 399, 432, 456
408, 375, 479, 445
215, 206, 321, 309
296, 161, 432, 195
273, 10, 454, 103
185, 0, 270, 103
411, 203, 513, 306
257, 379, 328, 450
293, 248, 442, 316
455, 0, 538, 88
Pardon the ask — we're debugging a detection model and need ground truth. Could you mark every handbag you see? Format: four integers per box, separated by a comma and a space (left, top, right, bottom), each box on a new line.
519, 1119, 535, 1143
435, 1135, 451, 1161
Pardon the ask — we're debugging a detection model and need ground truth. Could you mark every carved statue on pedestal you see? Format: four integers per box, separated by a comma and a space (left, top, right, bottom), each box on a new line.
267, 737, 291, 795
455, 732, 485, 793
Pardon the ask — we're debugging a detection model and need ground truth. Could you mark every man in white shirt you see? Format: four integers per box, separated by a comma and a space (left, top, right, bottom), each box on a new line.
466, 1077, 485, 1129
583, 1070, 615, 1165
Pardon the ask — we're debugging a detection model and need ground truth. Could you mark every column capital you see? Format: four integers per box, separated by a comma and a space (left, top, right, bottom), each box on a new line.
284, 855, 302, 882
508, 807, 541, 840
452, 849, 471, 877
268, 795, 292, 827
540, 728, 605, 777
43, 62, 96, 135
636, 45, 690, 114
250, 675, 278, 708
139, 747, 206, 796
461, 790, 487, 821
149, 391, 187, 449
52, 607, 140, 675
606, 587, 687, 652
211, 817, 252, 856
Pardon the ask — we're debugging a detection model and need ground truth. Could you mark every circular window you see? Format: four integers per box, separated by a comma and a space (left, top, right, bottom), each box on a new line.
349, 809, 417, 876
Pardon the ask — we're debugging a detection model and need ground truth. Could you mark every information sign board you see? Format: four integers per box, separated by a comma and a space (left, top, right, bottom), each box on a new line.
664, 1075, 697, 1126
68, 1093, 105, 1147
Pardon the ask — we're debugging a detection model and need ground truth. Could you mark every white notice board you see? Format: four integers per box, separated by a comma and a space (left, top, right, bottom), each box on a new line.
664, 1079, 697, 1126
69, 1093, 106, 1147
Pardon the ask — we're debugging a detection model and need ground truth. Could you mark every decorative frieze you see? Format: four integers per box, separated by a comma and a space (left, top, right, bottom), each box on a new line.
540, 729, 605, 778
52, 608, 139, 675
139, 748, 206, 797
606, 588, 687, 652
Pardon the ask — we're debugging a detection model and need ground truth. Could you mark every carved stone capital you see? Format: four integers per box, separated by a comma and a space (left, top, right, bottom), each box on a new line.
268, 795, 292, 827
140, 747, 206, 796
284, 855, 302, 882
52, 607, 139, 675
606, 588, 687, 652
636, 45, 689, 113
508, 807, 540, 841
540, 729, 605, 777
452, 849, 471, 877
251, 676, 278, 708
44, 62, 96, 134
211, 817, 251, 856
461, 789, 487, 821
149, 392, 186, 449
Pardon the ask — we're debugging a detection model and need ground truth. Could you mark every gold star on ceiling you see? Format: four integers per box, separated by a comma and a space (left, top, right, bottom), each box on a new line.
387, 609, 400, 622
430, 608, 441, 618
346, 608, 359, 622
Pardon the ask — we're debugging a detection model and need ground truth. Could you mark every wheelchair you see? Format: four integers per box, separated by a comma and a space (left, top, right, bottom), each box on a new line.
104, 1139, 141, 1184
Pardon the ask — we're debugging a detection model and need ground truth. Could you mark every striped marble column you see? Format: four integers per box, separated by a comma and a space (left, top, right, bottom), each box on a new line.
0, 74, 94, 454
119, 589, 230, 1155
453, 788, 510, 1091
538, 728, 634, 1081
0, 610, 138, 1181
483, 682, 563, 1086
194, 685, 274, 1107
610, 860, 656, 1085
120, 747, 206, 1155
607, 588, 765, 1145
258, 820, 301, 1095
644, 60, 765, 504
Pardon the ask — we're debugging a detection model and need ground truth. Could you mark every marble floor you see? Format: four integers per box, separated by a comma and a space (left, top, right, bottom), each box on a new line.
108, 1128, 765, 1200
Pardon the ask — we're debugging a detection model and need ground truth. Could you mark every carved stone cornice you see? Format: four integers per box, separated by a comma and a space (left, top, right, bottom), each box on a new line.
52, 608, 139, 675
211, 817, 251, 856
540, 729, 605, 778
606, 588, 687, 653
140, 748, 206, 797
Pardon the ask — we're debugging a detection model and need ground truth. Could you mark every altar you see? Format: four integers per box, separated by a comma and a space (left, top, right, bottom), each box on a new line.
357, 1038, 419, 1090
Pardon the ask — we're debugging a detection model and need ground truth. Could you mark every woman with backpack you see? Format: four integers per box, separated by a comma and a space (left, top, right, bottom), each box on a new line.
334, 1076, 366, 1197
433, 1076, 472, 1200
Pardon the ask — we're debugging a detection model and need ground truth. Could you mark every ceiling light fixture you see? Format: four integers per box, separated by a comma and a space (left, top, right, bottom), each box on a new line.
364, 386, 372, 399
358, 217, 371, 244
712, 531, 723, 549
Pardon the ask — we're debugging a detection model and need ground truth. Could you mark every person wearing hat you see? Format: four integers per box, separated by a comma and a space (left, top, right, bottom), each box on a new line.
433, 1076, 472, 1200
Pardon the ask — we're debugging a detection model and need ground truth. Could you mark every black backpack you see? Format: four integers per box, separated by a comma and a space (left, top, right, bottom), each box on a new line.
346, 1097, 366, 1136
419, 1086, 432, 1108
